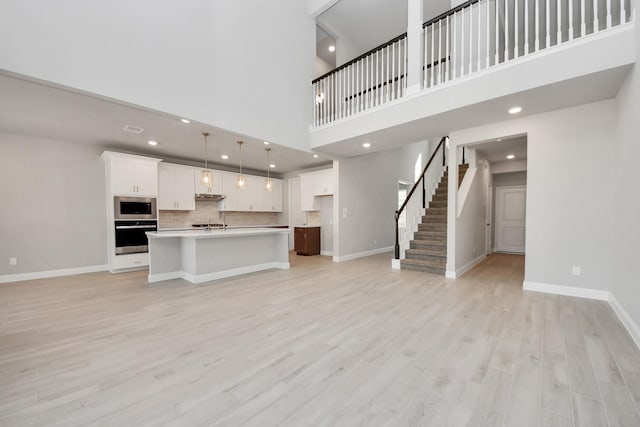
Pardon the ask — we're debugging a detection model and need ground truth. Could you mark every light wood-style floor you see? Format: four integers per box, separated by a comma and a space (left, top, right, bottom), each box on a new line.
1, 253, 639, 426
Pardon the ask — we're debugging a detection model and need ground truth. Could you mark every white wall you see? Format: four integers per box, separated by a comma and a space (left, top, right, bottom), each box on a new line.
335, 140, 431, 259
0, 1, 315, 152
492, 159, 527, 174
0, 134, 108, 277
449, 100, 617, 291
316, 56, 334, 77
449, 149, 491, 275
613, 5, 640, 335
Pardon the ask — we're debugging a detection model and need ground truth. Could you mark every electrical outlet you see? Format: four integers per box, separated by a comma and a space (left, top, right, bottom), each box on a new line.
9, 257, 17, 266
572, 266, 581, 276
374, 239, 377, 245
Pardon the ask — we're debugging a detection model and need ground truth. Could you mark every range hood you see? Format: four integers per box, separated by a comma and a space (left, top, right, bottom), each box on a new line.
195, 193, 226, 201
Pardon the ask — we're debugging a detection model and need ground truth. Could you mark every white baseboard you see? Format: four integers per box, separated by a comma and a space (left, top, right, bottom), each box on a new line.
149, 262, 290, 284
320, 250, 334, 256
333, 246, 393, 263
445, 254, 486, 279
608, 294, 640, 350
0, 264, 109, 284
522, 281, 610, 301
391, 258, 401, 270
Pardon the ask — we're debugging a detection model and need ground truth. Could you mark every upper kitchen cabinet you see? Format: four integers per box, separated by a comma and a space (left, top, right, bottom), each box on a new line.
158, 163, 196, 211
261, 178, 283, 212
102, 151, 161, 196
300, 174, 317, 211
194, 167, 223, 196
312, 169, 334, 196
219, 171, 238, 211
237, 175, 263, 211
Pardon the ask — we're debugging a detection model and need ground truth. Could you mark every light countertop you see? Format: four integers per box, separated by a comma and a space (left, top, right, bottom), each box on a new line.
148, 227, 290, 239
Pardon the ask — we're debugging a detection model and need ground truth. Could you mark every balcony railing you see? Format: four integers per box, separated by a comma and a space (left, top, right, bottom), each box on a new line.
311, 0, 634, 128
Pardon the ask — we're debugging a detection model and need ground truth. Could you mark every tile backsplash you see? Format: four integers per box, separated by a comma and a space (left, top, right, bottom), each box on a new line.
159, 200, 281, 229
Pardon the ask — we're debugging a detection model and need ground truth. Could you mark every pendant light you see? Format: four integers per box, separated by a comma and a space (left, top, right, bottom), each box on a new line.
199, 132, 213, 187
236, 140, 246, 189
265, 147, 273, 192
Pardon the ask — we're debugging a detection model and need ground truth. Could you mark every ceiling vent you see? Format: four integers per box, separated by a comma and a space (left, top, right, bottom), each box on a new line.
123, 125, 144, 134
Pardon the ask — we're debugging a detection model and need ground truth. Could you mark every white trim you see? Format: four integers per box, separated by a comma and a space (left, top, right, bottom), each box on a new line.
333, 247, 393, 262
320, 250, 334, 256
522, 281, 609, 301
0, 264, 109, 284
391, 258, 401, 270
148, 262, 290, 284
608, 294, 640, 350
446, 254, 486, 279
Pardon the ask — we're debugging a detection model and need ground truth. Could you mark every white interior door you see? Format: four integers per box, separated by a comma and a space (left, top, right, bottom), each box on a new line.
495, 186, 526, 253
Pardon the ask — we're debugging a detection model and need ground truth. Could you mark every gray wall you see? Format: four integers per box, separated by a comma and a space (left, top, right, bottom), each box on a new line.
614, 8, 640, 331
336, 139, 431, 258
0, 133, 107, 275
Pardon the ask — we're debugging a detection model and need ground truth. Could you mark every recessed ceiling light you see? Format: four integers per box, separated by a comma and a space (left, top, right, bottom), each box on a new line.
362, 142, 371, 148
497, 138, 502, 142
313, 154, 319, 158
328, 45, 336, 52
269, 164, 276, 168
221, 155, 229, 160
264, 141, 270, 145
507, 154, 515, 159
180, 118, 190, 124
148, 140, 158, 146
508, 106, 523, 114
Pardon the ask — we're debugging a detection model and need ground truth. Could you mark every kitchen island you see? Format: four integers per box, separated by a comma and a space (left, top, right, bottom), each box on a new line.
146, 228, 290, 283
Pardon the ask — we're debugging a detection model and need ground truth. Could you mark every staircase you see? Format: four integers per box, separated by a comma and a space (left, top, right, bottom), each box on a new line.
400, 163, 469, 274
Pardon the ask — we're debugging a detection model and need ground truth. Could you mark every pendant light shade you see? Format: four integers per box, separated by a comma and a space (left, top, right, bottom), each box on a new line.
236, 141, 246, 189
265, 147, 273, 192
200, 132, 213, 186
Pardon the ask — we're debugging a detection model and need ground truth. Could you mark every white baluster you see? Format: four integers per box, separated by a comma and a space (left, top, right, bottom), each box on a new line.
620, 0, 626, 24
386, 45, 390, 102
496, 0, 500, 62
447, 15, 451, 80
594, 0, 600, 32
505, 0, 509, 60
569, 0, 574, 40
546, 0, 550, 47
558, 0, 563, 43
392, 42, 396, 100
461, 11, 465, 75
536, 0, 540, 50
477, 2, 481, 69
423, 25, 428, 87
404, 37, 408, 95
431, 24, 436, 86
375, 50, 379, 107
515, 0, 519, 57
486, 0, 490, 67
438, 21, 443, 84
581, 0, 586, 36
525, 0, 530, 53
454, 11, 458, 79
469, 5, 473, 72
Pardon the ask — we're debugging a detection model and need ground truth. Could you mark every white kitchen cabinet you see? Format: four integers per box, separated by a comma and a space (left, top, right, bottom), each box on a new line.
300, 174, 317, 211
237, 175, 262, 211
312, 170, 334, 196
108, 155, 160, 196
158, 163, 195, 210
261, 178, 283, 212
220, 171, 238, 211
194, 167, 223, 195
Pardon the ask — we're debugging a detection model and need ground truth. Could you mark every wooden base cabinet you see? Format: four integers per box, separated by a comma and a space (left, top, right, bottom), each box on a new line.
294, 227, 320, 256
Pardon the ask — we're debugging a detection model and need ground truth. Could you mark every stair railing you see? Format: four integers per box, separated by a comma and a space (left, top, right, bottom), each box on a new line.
395, 136, 448, 260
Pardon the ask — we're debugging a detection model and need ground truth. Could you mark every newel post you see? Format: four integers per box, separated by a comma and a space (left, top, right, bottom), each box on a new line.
406, 0, 424, 94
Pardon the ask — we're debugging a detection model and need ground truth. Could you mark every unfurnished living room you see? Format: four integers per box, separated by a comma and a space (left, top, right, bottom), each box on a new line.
1, 0, 639, 426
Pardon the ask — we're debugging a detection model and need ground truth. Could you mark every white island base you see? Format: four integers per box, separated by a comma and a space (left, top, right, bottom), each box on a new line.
147, 228, 290, 284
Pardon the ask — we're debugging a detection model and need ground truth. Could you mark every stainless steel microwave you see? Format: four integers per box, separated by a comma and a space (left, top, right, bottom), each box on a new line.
114, 196, 157, 220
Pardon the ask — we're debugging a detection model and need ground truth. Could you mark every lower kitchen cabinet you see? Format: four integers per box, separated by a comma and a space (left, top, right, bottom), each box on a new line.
294, 227, 320, 256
